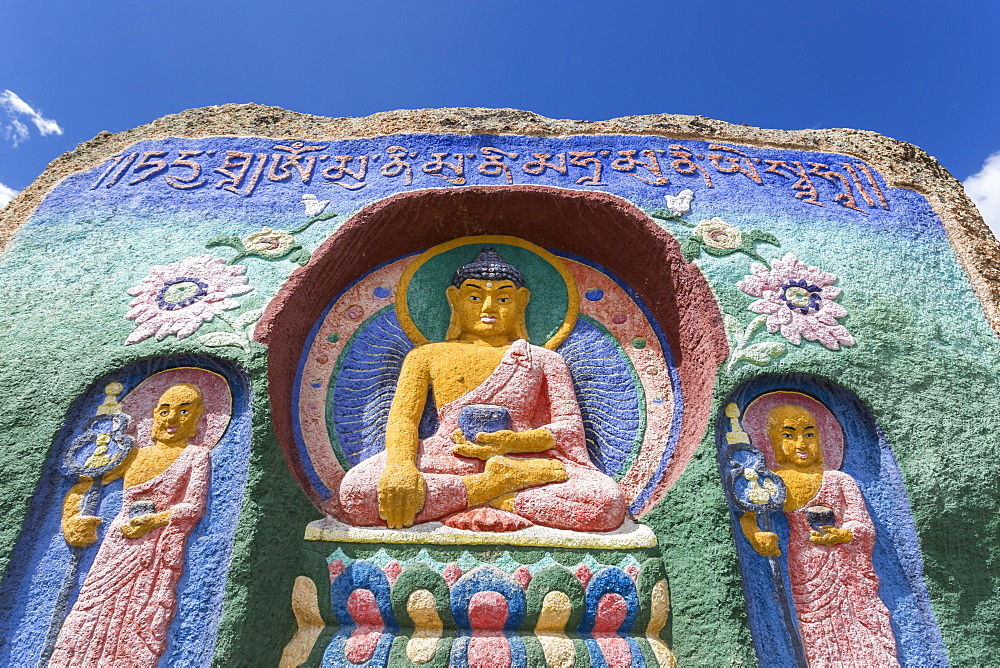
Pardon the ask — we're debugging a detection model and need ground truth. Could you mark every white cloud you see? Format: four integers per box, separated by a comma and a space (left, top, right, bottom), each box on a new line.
964, 152, 1000, 242
5, 118, 28, 146
0, 182, 18, 210
0, 90, 63, 147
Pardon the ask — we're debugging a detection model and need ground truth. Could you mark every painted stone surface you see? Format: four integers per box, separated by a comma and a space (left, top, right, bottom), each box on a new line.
0, 106, 997, 665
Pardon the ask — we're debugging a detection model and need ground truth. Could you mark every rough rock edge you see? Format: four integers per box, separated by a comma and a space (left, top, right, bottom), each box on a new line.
2, 104, 998, 336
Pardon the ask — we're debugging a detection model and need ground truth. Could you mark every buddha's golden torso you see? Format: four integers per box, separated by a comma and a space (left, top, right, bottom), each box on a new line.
412, 341, 512, 409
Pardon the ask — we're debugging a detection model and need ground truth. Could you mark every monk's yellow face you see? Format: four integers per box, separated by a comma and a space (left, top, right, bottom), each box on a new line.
767, 404, 823, 469
446, 279, 529, 341
151, 384, 204, 445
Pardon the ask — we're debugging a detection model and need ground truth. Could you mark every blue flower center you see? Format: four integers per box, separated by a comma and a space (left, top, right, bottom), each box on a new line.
780, 279, 821, 314
157, 277, 208, 311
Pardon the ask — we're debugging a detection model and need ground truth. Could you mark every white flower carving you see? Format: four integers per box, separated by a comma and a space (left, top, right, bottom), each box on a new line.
302, 194, 330, 218
693, 217, 743, 250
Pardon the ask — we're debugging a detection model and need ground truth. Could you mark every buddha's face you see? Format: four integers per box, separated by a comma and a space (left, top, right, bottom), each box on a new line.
768, 404, 823, 469
446, 279, 529, 341
151, 384, 204, 445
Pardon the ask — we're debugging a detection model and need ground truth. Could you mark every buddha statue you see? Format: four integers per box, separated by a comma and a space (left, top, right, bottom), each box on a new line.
52, 384, 211, 667
740, 404, 897, 666
338, 247, 627, 532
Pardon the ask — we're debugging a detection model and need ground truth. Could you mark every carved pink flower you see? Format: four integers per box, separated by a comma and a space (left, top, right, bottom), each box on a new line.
124, 255, 252, 345
737, 253, 855, 350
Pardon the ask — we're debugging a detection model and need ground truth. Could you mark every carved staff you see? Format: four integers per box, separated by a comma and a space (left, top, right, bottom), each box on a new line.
720, 403, 807, 668
39, 383, 135, 667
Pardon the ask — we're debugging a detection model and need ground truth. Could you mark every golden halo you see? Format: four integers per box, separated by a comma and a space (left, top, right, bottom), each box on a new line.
395, 235, 580, 350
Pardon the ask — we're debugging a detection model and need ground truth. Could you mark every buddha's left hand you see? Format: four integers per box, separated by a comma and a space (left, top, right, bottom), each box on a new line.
452, 428, 555, 459
121, 510, 172, 538
809, 526, 853, 545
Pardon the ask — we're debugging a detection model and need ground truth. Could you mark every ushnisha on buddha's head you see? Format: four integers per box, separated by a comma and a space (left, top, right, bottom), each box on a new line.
150, 384, 205, 446
767, 403, 824, 470
445, 247, 530, 344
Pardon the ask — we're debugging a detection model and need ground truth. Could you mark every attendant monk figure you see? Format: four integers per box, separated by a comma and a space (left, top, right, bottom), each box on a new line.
740, 404, 898, 666
339, 247, 627, 532
52, 384, 210, 667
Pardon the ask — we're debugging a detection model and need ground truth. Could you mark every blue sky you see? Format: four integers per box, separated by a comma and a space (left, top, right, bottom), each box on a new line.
2, 1, 1000, 234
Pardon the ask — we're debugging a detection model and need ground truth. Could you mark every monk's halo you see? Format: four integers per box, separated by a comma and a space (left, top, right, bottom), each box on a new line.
120, 367, 233, 450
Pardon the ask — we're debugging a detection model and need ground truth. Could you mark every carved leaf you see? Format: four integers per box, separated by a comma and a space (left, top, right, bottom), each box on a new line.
288, 248, 311, 265
311, 210, 338, 223
741, 314, 768, 346
739, 342, 786, 365
723, 314, 743, 351
234, 308, 264, 331
205, 234, 243, 251
679, 237, 702, 262
197, 331, 249, 352
748, 230, 780, 246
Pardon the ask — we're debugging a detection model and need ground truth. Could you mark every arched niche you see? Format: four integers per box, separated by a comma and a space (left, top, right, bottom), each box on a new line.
259, 185, 727, 516
0, 355, 252, 668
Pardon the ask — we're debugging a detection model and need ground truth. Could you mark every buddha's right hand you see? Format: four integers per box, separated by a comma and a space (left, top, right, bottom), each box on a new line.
62, 514, 102, 548
378, 463, 427, 529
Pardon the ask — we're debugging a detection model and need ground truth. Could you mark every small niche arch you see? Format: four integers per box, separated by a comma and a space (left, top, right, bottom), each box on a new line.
716, 373, 946, 667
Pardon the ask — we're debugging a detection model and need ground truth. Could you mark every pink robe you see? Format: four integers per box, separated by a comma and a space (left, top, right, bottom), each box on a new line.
50, 445, 210, 668
786, 471, 898, 667
339, 339, 626, 531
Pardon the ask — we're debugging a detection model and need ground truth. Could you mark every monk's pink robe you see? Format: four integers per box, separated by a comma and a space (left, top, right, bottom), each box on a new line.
50, 445, 210, 668
339, 339, 626, 531
786, 470, 898, 667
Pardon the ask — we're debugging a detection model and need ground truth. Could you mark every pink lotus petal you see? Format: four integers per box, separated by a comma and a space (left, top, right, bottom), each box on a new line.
749, 299, 781, 315
154, 320, 181, 341
181, 302, 207, 317
780, 316, 808, 345
737, 277, 766, 296
124, 323, 157, 345
772, 307, 793, 325
821, 301, 847, 319
814, 310, 839, 326
174, 320, 202, 339
820, 286, 842, 300
748, 300, 773, 315
122, 254, 253, 344
131, 309, 160, 325
830, 326, 856, 346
